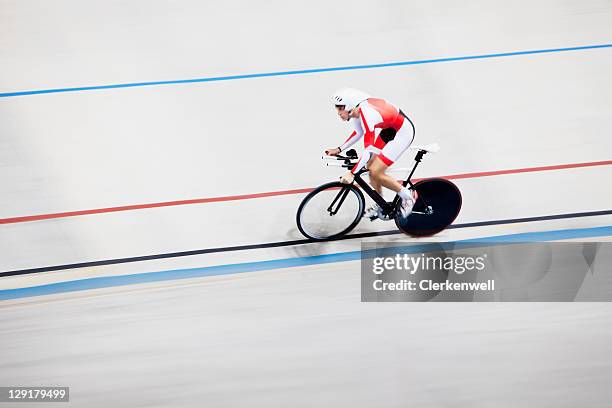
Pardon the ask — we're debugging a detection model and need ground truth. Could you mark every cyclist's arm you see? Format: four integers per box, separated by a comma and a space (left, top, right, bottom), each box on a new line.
339, 131, 359, 152
350, 150, 372, 174
339, 119, 364, 152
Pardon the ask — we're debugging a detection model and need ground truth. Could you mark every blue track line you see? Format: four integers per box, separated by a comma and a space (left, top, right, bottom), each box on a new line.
1, 225, 611, 301
1, 44, 611, 98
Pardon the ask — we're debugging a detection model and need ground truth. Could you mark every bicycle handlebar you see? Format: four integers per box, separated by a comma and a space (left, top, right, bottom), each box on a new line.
322, 149, 359, 169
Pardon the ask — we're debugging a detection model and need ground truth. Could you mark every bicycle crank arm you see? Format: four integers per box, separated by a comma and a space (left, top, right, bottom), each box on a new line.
411, 206, 434, 216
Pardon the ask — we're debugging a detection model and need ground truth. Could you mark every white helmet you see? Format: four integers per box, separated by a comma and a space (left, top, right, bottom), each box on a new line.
332, 88, 370, 112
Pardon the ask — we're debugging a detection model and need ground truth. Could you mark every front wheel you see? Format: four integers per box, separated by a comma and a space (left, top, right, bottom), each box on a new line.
297, 182, 365, 240
395, 178, 462, 237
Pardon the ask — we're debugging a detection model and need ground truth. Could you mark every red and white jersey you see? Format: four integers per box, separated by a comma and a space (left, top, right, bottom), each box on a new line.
339, 98, 409, 173
339, 98, 405, 152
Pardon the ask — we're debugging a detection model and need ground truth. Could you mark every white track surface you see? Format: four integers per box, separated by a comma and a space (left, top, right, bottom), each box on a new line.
1, 1, 612, 406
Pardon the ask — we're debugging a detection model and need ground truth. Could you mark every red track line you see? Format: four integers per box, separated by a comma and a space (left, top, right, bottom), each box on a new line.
441, 160, 612, 180
1, 160, 611, 225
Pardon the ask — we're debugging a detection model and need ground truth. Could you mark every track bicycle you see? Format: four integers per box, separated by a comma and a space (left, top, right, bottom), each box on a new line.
296, 144, 462, 240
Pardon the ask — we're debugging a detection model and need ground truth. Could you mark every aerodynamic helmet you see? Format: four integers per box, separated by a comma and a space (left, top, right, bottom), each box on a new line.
332, 88, 370, 112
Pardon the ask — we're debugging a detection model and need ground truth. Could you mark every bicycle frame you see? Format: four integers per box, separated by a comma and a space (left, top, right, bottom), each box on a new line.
350, 150, 427, 217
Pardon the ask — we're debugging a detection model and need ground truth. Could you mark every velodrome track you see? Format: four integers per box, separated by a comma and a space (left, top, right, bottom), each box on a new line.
1, 1, 612, 406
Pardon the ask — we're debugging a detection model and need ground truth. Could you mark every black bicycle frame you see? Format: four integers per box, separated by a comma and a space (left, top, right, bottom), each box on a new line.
352, 150, 426, 217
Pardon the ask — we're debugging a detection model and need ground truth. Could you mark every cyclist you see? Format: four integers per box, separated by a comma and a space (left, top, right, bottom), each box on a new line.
325, 87, 416, 219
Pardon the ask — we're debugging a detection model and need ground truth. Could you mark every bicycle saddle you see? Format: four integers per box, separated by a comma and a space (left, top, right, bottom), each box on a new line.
410, 143, 440, 153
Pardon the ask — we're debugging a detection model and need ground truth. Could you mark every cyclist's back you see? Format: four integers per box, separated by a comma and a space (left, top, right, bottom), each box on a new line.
360, 98, 404, 131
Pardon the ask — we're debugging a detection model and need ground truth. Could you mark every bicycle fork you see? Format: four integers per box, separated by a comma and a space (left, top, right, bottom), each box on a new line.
327, 186, 351, 216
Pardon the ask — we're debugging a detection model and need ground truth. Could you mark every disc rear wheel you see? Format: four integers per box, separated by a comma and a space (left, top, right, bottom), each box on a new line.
395, 178, 462, 236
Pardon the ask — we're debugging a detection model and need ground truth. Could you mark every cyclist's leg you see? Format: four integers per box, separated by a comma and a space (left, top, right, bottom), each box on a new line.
363, 153, 386, 220
367, 133, 391, 195
374, 128, 415, 216
367, 154, 383, 194
370, 122, 414, 193
368, 157, 401, 192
